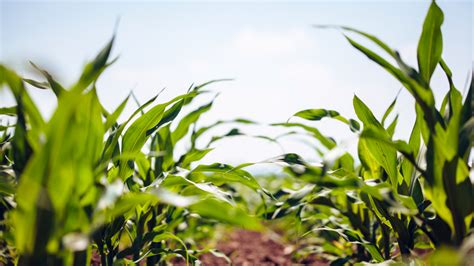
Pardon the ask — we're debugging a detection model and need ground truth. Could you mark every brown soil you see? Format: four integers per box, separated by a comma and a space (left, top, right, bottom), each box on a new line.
173, 229, 328, 266
90, 229, 329, 265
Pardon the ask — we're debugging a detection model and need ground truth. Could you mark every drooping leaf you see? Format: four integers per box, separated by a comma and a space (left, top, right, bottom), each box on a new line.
190, 163, 264, 193
23, 79, 50, 90
29, 61, 66, 96
190, 198, 261, 230
343, 35, 435, 111
292, 108, 360, 132
272, 122, 336, 149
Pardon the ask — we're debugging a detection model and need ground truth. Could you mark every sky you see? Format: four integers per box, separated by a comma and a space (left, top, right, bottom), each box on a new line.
1, 0, 472, 173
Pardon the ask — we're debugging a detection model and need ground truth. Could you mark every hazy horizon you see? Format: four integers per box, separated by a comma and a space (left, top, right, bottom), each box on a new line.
1, 0, 472, 173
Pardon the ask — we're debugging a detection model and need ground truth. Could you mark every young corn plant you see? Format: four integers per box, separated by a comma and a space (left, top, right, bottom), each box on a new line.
0, 36, 267, 265
337, 0, 473, 248
264, 0, 472, 263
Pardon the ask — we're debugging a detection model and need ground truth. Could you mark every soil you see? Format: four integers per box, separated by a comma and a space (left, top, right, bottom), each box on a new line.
172, 229, 328, 266
90, 229, 329, 265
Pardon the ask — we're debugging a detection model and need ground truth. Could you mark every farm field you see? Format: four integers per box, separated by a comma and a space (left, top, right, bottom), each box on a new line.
0, 0, 473, 265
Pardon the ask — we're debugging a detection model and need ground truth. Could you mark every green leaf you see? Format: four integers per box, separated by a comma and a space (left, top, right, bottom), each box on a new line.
191, 163, 264, 193
381, 91, 399, 126
95, 192, 158, 224
29, 61, 66, 96
13, 89, 104, 255
458, 71, 473, 158
72, 35, 116, 92
294, 109, 339, 121
178, 148, 213, 169
0, 106, 17, 116
403, 119, 421, 188
293, 108, 359, 132
101, 92, 161, 163
315, 25, 397, 59
353, 95, 383, 129
190, 198, 261, 230
0, 66, 45, 130
386, 114, 398, 137
104, 94, 130, 130
207, 128, 243, 146
190, 118, 257, 148
417, 1, 444, 84
274, 153, 306, 166
153, 124, 174, 173
23, 79, 49, 90
192, 79, 233, 91
158, 175, 233, 204
354, 96, 400, 188
120, 93, 197, 178
0, 176, 15, 195
360, 127, 413, 158
272, 122, 336, 149
358, 138, 382, 179
11, 97, 32, 175
305, 227, 384, 262
343, 35, 435, 111
172, 100, 214, 145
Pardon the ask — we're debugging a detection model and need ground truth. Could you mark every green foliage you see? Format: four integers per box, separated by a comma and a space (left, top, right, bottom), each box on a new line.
262, 0, 472, 264
0, 36, 264, 265
0, 1, 470, 265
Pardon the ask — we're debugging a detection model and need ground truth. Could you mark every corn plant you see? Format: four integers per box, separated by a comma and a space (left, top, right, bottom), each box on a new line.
263, 0, 472, 263
338, 0, 473, 248
0, 35, 268, 265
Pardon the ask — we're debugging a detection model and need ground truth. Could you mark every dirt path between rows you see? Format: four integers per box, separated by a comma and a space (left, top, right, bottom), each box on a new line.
173, 229, 328, 266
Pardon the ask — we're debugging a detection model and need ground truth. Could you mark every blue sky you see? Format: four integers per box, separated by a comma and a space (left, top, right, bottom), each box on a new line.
1, 0, 472, 171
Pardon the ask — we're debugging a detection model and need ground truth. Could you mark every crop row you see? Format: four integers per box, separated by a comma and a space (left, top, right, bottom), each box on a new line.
0, 1, 472, 265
